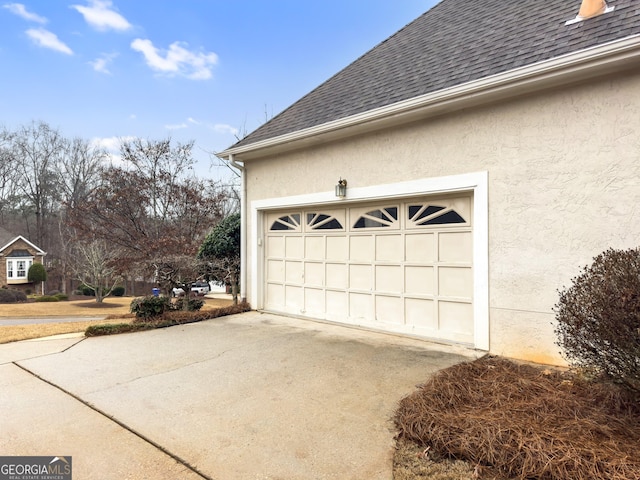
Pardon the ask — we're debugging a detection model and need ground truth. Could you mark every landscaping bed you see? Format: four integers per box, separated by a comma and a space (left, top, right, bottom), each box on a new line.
394, 356, 640, 479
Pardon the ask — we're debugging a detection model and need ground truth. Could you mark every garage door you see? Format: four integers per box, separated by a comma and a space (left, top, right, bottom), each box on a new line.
263, 195, 473, 344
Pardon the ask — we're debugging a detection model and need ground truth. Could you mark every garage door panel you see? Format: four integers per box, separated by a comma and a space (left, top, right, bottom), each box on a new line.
304, 262, 324, 286
439, 267, 473, 298
285, 261, 303, 283
305, 237, 325, 260
439, 231, 472, 263
375, 296, 403, 325
285, 237, 304, 259
350, 236, 374, 262
405, 266, 434, 295
304, 288, 325, 315
405, 233, 435, 263
349, 264, 372, 291
326, 237, 348, 261
405, 298, 436, 329
326, 290, 348, 319
266, 260, 284, 283
376, 235, 403, 262
375, 265, 402, 293
266, 283, 285, 309
349, 293, 373, 321
285, 285, 303, 311
439, 301, 473, 341
267, 236, 285, 258
326, 263, 348, 289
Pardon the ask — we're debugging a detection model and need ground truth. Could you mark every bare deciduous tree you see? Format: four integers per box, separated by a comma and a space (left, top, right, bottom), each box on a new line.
73, 239, 123, 303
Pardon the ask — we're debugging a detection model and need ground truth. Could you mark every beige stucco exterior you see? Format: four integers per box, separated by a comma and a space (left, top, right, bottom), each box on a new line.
240, 69, 640, 365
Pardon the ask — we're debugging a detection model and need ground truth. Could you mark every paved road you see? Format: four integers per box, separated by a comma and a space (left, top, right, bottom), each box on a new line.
0, 316, 105, 326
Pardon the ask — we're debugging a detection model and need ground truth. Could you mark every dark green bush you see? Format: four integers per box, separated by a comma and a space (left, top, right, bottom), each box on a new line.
112, 286, 125, 297
79, 283, 94, 296
0, 289, 27, 303
171, 297, 204, 312
554, 247, 640, 394
34, 295, 60, 302
27, 262, 47, 283
54, 293, 68, 301
130, 295, 171, 318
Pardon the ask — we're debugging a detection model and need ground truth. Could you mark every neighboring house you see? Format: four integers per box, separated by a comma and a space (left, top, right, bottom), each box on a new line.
218, 0, 640, 365
0, 227, 47, 294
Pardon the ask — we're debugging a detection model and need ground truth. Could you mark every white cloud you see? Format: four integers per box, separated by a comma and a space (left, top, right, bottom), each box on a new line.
26, 28, 73, 55
131, 38, 218, 80
212, 124, 239, 136
3, 3, 47, 23
89, 52, 118, 74
165, 123, 188, 130
71, 0, 131, 32
91, 135, 135, 166
187, 117, 200, 125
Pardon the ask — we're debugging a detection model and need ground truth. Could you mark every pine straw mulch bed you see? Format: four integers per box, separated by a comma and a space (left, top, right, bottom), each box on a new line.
394, 355, 640, 480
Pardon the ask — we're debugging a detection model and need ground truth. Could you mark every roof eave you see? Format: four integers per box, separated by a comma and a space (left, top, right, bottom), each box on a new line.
218, 34, 640, 161
0, 236, 47, 256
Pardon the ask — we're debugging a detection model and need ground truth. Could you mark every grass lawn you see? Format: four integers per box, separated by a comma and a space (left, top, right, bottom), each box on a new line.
0, 295, 233, 344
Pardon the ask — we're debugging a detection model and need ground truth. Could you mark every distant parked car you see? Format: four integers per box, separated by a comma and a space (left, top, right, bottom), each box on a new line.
171, 286, 186, 297
190, 282, 211, 296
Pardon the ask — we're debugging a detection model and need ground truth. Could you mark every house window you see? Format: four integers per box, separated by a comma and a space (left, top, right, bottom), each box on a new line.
6, 258, 33, 280
17, 260, 27, 277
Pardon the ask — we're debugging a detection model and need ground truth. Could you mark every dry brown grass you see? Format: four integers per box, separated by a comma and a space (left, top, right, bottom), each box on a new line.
0, 295, 233, 344
395, 356, 640, 480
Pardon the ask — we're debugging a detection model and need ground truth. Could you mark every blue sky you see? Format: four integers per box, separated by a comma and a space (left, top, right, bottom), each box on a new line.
0, 1, 437, 178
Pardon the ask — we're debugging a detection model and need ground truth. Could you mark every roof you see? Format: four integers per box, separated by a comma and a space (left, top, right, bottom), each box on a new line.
232, 0, 640, 150
0, 227, 14, 249
0, 227, 46, 256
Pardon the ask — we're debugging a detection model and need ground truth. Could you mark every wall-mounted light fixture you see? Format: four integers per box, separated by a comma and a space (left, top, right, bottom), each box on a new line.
335, 178, 347, 198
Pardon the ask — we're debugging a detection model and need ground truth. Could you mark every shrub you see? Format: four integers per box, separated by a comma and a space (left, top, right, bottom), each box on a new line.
54, 293, 68, 301
554, 247, 640, 394
79, 283, 94, 296
171, 297, 204, 312
130, 295, 171, 318
27, 263, 47, 283
34, 295, 60, 302
0, 289, 27, 303
112, 286, 125, 297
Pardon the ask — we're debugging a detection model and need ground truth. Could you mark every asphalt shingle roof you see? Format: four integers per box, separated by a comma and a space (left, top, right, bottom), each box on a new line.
234, 0, 640, 148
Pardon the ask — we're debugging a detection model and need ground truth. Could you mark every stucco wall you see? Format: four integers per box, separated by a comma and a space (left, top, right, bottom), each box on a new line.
243, 70, 640, 365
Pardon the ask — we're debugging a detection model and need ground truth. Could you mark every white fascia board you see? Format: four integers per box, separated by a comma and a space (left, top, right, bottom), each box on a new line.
0, 236, 46, 255
220, 35, 640, 160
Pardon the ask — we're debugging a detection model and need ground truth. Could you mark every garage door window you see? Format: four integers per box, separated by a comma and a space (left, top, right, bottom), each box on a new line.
408, 204, 466, 226
307, 213, 343, 230
270, 214, 301, 231
353, 207, 399, 229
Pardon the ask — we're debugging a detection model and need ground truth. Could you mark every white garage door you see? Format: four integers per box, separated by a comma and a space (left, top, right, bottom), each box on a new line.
263, 195, 473, 344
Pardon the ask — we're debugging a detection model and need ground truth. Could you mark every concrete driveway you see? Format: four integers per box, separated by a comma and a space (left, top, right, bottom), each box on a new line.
0, 311, 477, 479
